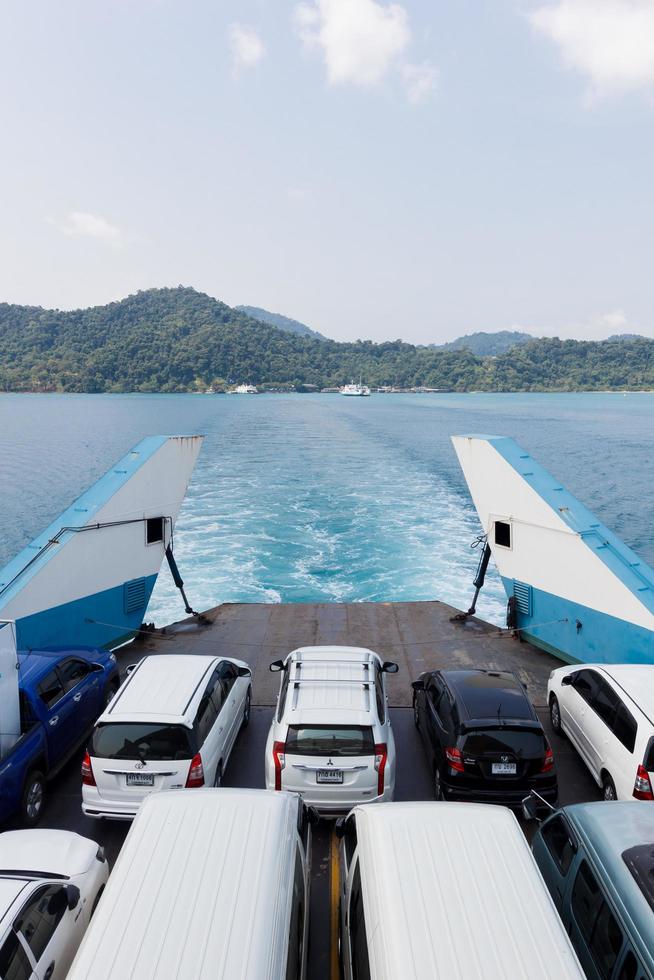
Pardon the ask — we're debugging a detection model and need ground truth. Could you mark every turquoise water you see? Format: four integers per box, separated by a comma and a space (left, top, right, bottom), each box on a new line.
1, 392, 653, 628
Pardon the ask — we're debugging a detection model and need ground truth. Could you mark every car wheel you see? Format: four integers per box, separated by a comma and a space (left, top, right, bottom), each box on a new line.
241, 687, 251, 729
549, 694, 563, 734
214, 763, 223, 788
103, 679, 119, 709
602, 774, 617, 801
21, 771, 45, 825
413, 696, 420, 729
433, 766, 443, 801
90, 886, 105, 918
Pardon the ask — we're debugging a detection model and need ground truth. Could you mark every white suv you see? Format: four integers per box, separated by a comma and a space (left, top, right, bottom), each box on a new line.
548, 663, 654, 801
264, 646, 398, 815
0, 829, 108, 980
82, 654, 251, 819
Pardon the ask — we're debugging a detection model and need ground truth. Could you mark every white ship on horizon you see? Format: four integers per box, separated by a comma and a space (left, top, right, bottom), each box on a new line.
340, 379, 371, 397
230, 384, 259, 394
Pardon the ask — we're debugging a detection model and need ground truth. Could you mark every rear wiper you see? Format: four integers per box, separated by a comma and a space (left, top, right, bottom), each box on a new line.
497, 702, 504, 728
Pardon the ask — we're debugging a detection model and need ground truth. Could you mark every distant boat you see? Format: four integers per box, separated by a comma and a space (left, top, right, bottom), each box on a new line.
229, 384, 259, 394
340, 379, 371, 397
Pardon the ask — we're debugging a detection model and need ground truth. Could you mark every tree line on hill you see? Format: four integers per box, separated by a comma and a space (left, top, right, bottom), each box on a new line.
0, 287, 653, 393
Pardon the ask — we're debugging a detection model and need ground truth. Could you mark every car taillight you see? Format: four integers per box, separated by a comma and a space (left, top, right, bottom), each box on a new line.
374, 744, 387, 796
185, 753, 205, 788
633, 764, 654, 801
445, 747, 465, 773
273, 741, 286, 791
81, 751, 96, 787
541, 745, 554, 773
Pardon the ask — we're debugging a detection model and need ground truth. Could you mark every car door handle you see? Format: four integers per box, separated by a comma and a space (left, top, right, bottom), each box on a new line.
218, 727, 224, 733
44, 962, 55, 980
73, 693, 83, 702
49, 715, 59, 726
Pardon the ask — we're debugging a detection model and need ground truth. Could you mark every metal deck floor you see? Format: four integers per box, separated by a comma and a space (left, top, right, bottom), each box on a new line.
35, 601, 600, 980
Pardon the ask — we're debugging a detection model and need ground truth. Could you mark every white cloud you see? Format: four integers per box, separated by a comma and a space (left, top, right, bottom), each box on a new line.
402, 61, 438, 103
50, 211, 122, 243
529, 0, 654, 97
293, 0, 410, 88
229, 23, 265, 72
287, 186, 310, 201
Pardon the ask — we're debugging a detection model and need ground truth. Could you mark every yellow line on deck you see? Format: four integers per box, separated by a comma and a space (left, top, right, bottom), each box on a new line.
330, 829, 340, 980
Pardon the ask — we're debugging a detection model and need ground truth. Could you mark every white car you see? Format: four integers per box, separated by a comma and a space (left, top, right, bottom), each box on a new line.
264, 646, 398, 815
82, 654, 251, 820
0, 829, 108, 980
548, 663, 654, 801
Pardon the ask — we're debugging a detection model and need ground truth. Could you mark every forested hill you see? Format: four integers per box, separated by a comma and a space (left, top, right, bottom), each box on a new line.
434, 330, 535, 356
235, 305, 326, 340
0, 287, 653, 392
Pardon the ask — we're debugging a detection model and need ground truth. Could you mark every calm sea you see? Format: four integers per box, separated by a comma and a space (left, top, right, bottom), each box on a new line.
1, 392, 653, 627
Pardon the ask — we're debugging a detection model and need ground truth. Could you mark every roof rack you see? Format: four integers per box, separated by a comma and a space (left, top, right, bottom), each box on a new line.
289, 656, 374, 711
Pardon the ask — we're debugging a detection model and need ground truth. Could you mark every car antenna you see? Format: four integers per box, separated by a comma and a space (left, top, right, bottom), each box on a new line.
497, 702, 504, 728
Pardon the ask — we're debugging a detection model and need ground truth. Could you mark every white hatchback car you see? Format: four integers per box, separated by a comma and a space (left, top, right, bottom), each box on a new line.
548, 663, 654, 801
264, 646, 398, 815
82, 654, 251, 820
0, 829, 108, 980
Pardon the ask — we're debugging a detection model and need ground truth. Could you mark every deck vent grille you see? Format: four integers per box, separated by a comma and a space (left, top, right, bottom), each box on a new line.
124, 578, 147, 614
513, 580, 533, 617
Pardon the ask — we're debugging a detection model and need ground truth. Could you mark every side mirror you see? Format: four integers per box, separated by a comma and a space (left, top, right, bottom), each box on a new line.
306, 805, 320, 826
125, 663, 138, 676
335, 817, 347, 839
66, 884, 81, 911
521, 793, 541, 823
237, 666, 251, 678
269, 660, 285, 672
561, 673, 574, 687
411, 679, 425, 692
382, 661, 399, 674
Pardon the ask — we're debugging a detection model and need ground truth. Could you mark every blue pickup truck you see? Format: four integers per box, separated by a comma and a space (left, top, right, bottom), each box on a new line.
0, 646, 120, 825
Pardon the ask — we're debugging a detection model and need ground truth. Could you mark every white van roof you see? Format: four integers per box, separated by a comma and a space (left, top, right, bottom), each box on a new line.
67, 789, 301, 980
100, 655, 219, 726
354, 802, 585, 980
283, 646, 380, 724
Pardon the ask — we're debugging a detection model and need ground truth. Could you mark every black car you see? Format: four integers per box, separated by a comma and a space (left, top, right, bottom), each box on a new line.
412, 668, 557, 806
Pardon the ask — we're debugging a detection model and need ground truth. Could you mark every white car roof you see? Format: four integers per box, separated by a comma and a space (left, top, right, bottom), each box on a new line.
598, 665, 654, 722
99, 655, 221, 726
282, 646, 381, 725
0, 830, 96, 880
354, 802, 585, 980
67, 789, 300, 980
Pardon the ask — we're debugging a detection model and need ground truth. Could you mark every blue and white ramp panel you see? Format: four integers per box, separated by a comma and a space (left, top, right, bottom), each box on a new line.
0, 436, 203, 651
452, 435, 654, 665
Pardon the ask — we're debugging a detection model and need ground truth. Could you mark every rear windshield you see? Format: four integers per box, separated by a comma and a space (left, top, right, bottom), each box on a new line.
285, 725, 375, 757
91, 723, 194, 761
462, 727, 545, 757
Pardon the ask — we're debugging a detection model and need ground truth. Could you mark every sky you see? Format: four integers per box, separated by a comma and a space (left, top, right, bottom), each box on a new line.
0, 0, 653, 344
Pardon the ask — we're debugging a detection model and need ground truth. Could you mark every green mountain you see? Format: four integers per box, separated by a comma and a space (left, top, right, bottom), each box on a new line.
235, 305, 326, 341
434, 330, 535, 356
0, 287, 653, 392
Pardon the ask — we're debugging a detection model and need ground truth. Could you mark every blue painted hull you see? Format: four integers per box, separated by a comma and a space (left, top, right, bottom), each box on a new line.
501, 577, 654, 665
15, 574, 158, 651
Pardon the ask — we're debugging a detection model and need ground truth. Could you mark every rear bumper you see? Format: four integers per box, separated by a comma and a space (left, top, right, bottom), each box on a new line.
82, 801, 138, 821
268, 785, 394, 816
441, 779, 558, 809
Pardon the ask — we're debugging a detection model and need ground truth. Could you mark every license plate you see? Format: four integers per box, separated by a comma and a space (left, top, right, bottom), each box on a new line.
126, 772, 154, 786
316, 769, 343, 784
492, 762, 516, 775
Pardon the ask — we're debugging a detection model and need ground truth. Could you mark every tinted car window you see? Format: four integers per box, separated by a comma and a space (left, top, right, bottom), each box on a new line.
38, 670, 65, 708
217, 661, 237, 699
0, 931, 32, 980
58, 658, 91, 693
541, 815, 576, 875
614, 703, 637, 753
344, 814, 358, 869
195, 694, 218, 745
285, 726, 374, 757
590, 678, 619, 728
15, 884, 67, 961
572, 860, 603, 942
462, 727, 545, 758
573, 670, 598, 705
644, 738, 654, 772
91, 723, 194, 760
572, 861, 623, 979
285, 847, 305, 980
349, 863, 370, 980
617, 950, 639, 980
374, 670, 385, 724
591, 902, 624, 979
277, 668, 291, 723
